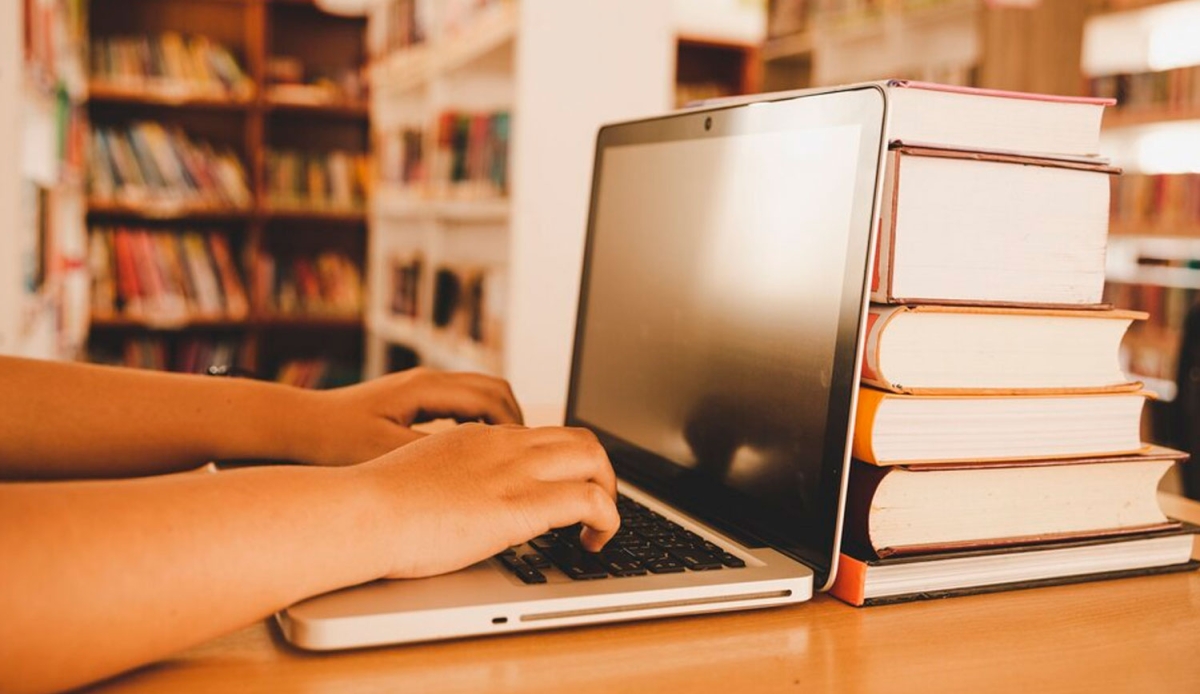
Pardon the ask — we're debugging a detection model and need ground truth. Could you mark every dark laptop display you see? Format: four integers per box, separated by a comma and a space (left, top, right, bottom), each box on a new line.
567, 89, 887, 584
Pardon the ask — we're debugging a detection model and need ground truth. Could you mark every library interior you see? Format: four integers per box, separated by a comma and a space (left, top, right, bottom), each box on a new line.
5, 0, 1200, 692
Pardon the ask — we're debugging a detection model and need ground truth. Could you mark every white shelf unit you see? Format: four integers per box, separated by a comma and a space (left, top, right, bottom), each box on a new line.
366, 0, 675, 416
1, 0, 88, 360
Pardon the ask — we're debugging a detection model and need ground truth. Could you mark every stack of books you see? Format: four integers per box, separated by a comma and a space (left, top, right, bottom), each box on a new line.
828, 81, 1198, 606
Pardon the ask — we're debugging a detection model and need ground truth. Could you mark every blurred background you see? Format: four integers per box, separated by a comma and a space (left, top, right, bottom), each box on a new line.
1, 0, 1197, 464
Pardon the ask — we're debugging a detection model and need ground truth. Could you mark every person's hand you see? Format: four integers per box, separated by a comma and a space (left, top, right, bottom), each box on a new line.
353, 423, 619, 579
298, 367, 524, 466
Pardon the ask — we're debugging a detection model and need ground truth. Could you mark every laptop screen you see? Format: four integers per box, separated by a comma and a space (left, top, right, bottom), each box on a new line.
566, 87, 886, 584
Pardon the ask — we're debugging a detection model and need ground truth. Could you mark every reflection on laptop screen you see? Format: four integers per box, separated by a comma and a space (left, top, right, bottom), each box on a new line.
570, 102, 877, 565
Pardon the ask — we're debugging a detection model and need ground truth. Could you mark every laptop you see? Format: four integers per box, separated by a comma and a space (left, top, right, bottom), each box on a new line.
278, 84, 889, 650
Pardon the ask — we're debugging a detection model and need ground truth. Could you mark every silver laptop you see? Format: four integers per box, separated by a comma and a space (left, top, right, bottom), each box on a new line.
278, 84, 889, 650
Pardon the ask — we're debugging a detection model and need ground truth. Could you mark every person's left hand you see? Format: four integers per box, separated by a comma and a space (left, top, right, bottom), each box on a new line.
295, 367, 524, 466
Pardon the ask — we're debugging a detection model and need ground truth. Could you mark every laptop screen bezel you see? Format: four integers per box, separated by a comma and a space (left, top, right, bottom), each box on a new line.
564, 85, 889, 590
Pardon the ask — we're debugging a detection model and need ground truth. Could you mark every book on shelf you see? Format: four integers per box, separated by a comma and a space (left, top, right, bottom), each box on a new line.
89, 226, 249, 322
430, 110, 510, 199
829, 527, 1198, 607
367, 0, 428, 60
1089, 64, 1200, 116
276, 359, 360, 390
1111, 173, 1200, 232
255, 250, 364, 319
872, 144, 1118, 307
89, 122, 252, 211
842, 449, 1186, 560
379, 126, 426, 187
852, 387, 1150, 466
90, 33, 254, 100
432, 264, 504, 352
265, 148, 372, 213
861, 305, 1145, 394
389, 252, 423, 318
91, 336, 247, 374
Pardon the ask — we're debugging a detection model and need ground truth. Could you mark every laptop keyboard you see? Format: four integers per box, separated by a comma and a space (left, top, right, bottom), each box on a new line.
494, 494, 746, 584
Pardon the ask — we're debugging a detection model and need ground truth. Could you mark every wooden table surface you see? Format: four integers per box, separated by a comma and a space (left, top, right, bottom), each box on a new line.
86, 493, 1200, 693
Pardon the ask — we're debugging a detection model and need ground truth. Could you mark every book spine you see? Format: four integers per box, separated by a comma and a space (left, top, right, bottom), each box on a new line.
868, 151, 900, 303
851, 387, 887, 465
859, 305, 903, 389
828, 553, 870, 607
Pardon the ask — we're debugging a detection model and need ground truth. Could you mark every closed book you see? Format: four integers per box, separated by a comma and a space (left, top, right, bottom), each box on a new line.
697, 80, 1113, 157
861, 305, 1144, 394
842, 450, 1185, 559
852, 387, 1149, 465
829, 527, 1198, 607
872, 145, 1118, 307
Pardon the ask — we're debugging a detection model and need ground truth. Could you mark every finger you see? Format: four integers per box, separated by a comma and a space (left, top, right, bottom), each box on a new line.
520, 428, 617, 501
526, 481, 621, 552
449, 372, 523, 424
410, 372, 523, 422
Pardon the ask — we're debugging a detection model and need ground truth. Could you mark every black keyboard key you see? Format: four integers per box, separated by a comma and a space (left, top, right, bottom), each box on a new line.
538, 543, 610, 580
645, 557, 686, 573
668, 547, 723, 571
598, 548, 646, 576
522, 553, 551, 569
496, 553, 547, 584
720, 553, 746, 568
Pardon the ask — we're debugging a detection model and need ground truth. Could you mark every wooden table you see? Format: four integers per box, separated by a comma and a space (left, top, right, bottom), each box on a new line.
87, 493, 1200, 693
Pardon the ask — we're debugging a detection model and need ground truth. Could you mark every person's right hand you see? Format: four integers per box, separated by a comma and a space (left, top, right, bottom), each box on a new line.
354, 423, 620, 579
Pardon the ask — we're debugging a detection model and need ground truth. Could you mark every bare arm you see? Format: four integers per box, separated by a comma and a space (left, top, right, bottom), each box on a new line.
0, 357, 522, 479
0, 424, 619, 694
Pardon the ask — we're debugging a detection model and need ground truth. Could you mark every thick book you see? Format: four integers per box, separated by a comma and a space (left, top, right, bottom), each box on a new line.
852, 387, 1149, 465
692, 80, 1114, 157
842, 449, 1186, 559
861, 305, 1145, 394
829, 527, 1198, 607
872, 145, 1118, 307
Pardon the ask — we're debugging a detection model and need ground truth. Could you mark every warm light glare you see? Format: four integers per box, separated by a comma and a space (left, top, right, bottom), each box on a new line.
1082, 0, 1200, 75
1146, 5, 1200, 70
1133, 122, 1200, 174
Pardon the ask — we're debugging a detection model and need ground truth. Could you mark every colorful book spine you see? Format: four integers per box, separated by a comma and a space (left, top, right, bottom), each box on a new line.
89, 226, 248, 321
89, 122, 252, 209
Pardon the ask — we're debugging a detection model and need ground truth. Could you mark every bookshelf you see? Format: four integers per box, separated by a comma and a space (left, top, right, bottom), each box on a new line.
1083, 0, 1200, 425
366, 0, 674, 415
0, 0, 89, 359
83, 0, 371, 385
762, 0, 1091, 95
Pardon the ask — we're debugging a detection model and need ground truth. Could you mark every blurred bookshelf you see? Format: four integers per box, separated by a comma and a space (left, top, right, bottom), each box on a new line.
83, 0, 370, 386
762, 0, 1091, 95
366, 0, 674, 413
1084, 0, 1200, 447
0, 0, 89, 359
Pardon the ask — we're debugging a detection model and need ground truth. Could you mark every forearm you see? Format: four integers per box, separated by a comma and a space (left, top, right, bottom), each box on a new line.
0, 465, 387, 694
0, 357, 323, 478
